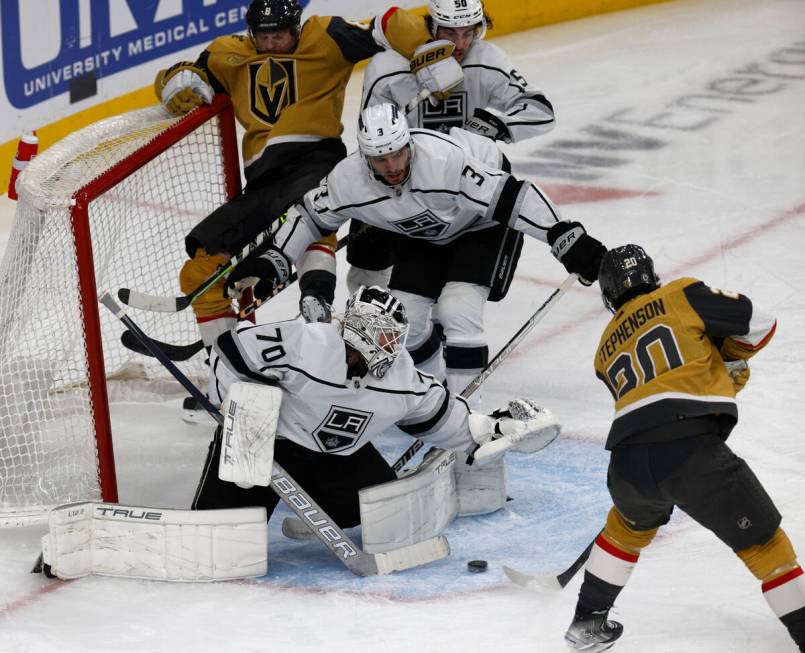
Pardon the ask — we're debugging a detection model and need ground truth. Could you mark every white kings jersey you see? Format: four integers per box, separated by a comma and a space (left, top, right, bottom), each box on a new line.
272, 127, 562, 263
361, 39, 555, 141
209, 318, 475, 456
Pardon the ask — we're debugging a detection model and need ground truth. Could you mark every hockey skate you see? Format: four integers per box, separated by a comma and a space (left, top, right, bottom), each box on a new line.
564, 610, 623, 651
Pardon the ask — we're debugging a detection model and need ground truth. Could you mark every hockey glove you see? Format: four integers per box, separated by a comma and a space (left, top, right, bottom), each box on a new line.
468, 399, 561, 465
225, 246, 291, 302
547, 221, 607, 286
464, 108, 512, 143
300, 295, 332, 323
725, 359, 750, 393
155, 64, 213, 115
410, 40, 464, 104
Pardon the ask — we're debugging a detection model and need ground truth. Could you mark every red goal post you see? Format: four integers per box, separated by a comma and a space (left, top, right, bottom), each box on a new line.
0, 96, 241, 526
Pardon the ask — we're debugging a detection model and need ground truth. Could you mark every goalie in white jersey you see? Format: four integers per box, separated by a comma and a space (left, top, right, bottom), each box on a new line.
347, 0, 555, 297
194, 285, 557, 528
226, 103, 606, 405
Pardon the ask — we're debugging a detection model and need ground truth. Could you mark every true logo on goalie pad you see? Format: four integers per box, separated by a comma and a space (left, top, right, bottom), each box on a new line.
313, 406, 373, 453
390, 211, 449, 239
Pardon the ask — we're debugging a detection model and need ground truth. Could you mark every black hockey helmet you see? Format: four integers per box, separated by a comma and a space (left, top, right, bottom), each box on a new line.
246, 0, 302, 33
598, 244, 660, 313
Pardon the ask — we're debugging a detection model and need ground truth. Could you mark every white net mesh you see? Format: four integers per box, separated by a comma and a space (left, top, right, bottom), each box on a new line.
0, 104, 236, 526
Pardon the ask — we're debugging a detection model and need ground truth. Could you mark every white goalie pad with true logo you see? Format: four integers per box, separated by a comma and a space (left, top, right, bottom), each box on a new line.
359, 449, 458, 554
41, 502, 267, 581
454, 455, 507, 517
218, 382, 282, 489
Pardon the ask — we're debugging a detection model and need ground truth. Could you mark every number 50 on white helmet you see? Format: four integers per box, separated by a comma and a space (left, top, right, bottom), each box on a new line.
429, 0, 487, 39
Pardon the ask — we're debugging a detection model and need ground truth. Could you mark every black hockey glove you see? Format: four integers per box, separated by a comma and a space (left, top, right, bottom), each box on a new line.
298, 269, 335, 323
547, 221, 606, 286
225, 246, 291, 301
464, 108, 512, 143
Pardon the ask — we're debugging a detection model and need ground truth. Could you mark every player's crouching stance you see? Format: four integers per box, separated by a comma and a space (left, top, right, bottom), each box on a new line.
39, 287, 558, 582
564, 246, 804, 652
196, 286, 559, 543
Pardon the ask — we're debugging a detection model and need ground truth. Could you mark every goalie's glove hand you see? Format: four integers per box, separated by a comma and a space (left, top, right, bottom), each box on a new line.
547, 221, 607, 286
225, 246, 291, 302
467, 399, 561, 465
155, 65, 213, 115
300, 294, 332, 323
725, 359, 750, 393
410, 40, 464, 104
464, 108, 512, 143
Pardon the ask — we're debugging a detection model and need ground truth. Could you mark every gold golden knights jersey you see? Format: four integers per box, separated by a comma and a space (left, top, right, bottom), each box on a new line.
191, 11, 430, 168
595, 277, 776, 449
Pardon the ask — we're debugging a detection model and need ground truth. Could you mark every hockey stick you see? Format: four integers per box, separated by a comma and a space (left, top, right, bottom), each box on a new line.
99, 291, 448, 577
503, 532, 599, 591
119, 235, 350, 361
404, 89, 431, 114
391, 274, 578, 474
117, 214, 290, 313
120, 330, 204, 361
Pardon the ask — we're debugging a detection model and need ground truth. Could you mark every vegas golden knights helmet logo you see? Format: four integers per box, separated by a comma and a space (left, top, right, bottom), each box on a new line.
249, 58, 297, 124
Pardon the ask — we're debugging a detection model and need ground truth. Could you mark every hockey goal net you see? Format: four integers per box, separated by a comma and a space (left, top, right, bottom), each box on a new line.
0, 97, 240, 526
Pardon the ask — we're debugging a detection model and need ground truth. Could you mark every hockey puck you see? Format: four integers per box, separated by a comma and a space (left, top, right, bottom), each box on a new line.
467, 559, 488, 573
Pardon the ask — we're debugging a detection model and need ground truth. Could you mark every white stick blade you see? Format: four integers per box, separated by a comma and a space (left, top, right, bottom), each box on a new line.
373, 535, 450, 575
119, 288, 182, 312
503, 565, 561, 591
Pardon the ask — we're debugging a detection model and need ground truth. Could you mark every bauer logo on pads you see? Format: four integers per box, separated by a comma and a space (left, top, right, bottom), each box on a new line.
390, 211, 449, 239
313, 406, 373, 453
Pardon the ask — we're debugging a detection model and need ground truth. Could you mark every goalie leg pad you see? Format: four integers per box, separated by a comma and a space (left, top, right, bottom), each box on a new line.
42, 502, 267, 581
359, 449, 457, 554
218, 382, 282, 488
454, 456, 507, 517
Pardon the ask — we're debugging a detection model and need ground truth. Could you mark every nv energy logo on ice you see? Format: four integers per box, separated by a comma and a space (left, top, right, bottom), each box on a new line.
0, 0, 311, 110
313, 406, 373, 453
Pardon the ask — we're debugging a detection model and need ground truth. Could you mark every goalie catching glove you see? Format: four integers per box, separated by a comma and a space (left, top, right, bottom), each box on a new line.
155, 62, 214, 115
547, 221, 607, 286
409, 40, 464, 104
225, 246, 292, 302
468, 399, 560, 465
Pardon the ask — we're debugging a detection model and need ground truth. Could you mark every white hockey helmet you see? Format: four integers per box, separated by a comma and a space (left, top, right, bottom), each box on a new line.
342, 286, 409, 379
357, 103, 411, 158
429, 0, 487, 39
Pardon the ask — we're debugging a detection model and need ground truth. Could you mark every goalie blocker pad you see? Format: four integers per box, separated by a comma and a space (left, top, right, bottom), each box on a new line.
218, 382, 282, 488
42, 502, 267, 582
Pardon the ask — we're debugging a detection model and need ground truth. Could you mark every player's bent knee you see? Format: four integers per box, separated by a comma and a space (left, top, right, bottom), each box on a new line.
603, 506, 658, 555
738, 527, 799, 581
179, 248, 233, 319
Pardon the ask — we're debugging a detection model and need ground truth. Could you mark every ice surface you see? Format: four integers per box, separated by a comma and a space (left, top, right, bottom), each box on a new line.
1, 0, 804, 651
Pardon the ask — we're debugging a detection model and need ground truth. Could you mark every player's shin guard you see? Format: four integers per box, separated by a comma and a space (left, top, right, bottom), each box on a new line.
180, 249, 236, 348
445, 344, 488, 410
407, 325, 445, 380
576, 507, 658, 614
738, 528, 805, 649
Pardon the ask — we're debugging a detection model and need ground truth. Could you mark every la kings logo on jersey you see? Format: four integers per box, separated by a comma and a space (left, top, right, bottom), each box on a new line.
390, 210, 450, 238
313, 406, 373, 453
249, 58, 297, 124
420, 92, 467, 133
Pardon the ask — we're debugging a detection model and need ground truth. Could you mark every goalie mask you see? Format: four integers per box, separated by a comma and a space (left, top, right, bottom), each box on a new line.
357, 103, 414, 186
342, 286, 409, 379
429, 0, 487, 40
598, 244, 660, 313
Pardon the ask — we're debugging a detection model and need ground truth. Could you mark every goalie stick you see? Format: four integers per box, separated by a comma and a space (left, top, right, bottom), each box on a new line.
97, 291, 448, 577
503, 532, 599, 591
391, 274, 578, 474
